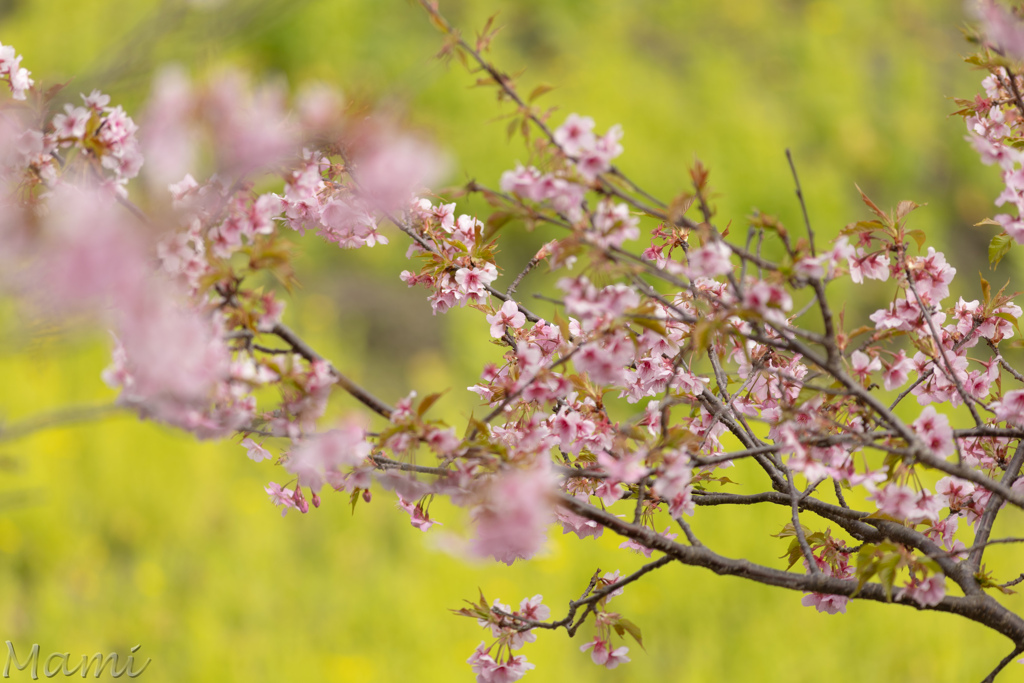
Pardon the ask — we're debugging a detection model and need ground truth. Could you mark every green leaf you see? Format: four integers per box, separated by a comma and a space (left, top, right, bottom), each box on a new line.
989, 232, 1014, 268
553, 310, 571, 344
417, 391, 447, 418
632, 316, 668, 337
483, 211, 515, 242
772, 522, 798, 538
856, 185, 888, 222
691, 319, 717, 356
506, 116, 519, 141
839, 219, 886, 237
981, 273, 992, 308
528, 83, 554, 103
806, 531, 827, 546
615, 617, 645, 650
977, 570, 1018, 595
854, 545, 880, 596
877, 554, 900, 602
895, 200, 923, 222
781, 538, 804, 569
905, 229, 927, 250
995, 311, 1023, 339
464, 412, 490, 439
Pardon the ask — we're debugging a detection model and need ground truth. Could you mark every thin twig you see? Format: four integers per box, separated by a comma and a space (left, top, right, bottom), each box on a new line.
980, 644, 1024, 683
272, 322, 395, 419
0, 404, 125, 442
787, 469, 820, 574
968, 439, 1024, 573
785, 149, 816, 256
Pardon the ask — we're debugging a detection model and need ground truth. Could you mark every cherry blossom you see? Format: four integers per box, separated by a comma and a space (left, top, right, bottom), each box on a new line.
7, 9, 1024, 680
902, 574, 946, 608
471, 466, 555, 565
580, 639, 631, 669
241, 438, 273, 463
993, 389, 1024, 426
486, 300, 527, 338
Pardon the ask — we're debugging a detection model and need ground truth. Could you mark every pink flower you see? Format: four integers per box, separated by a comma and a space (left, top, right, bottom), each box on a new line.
847, 248, 890, 283
467, 645, 535, 683
573, 331, 634, 386
590, 199, 640, 248
241, 438, 272, 462
599, 571, 625, 598
353, 127, 448, 213
265, 482, 298, 516
471, 466, 555, 565
686, 241, 733, 278
284, 423, 372, 492
902, 574, 946, 607
936, 476, 976, 510
580, 124, 624, 178
556, 493, 604, 540
618, 527, 677, 557
869, 484, 919, 520
105, 290, 233, 431
908, 248, 956, 305
912, 406, 955, 458
580, 639, 630, 669
32, 185, 149, 314
744, 280, 793, 321
486, 300, 527, 338
652, 449, 694, 517
52, 104, 91, 141
499, 164, 544, 201
850, 350, 881, 383
455, 263, 498, 302
205, 70, 299, 175
978, 0, 1024, 61
426, 427, 461, 455
992, 389, 1024, 426
596, 450, 649, 485
883, 351, 914, 391
0, 43, 33, 100
554, 113, 596, 156
801, 592, 848, 615
397, 496, 441, 532
518, 594, 550, 622
318, 198, 385, 248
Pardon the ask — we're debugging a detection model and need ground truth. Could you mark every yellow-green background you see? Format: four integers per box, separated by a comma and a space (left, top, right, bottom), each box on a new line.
1, 0, 1023, 681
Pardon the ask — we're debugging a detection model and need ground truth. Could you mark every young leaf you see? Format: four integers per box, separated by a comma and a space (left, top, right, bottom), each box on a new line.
528, 83, 554, 103
988, 232, 1013, 268
895, 199, 923, 222
905, 229, 927, 250
856, 185, 889, 222
614, 617, 645, 650
417, 391, 447, 418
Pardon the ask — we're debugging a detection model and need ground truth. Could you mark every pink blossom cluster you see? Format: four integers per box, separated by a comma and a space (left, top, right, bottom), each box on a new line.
552, 113, 624, 179
966, 65, 1024, 242
0, 42, 32, 100
498, 114, 627, 237
401, 198, 501, 314
9, 8, 1024, 679
465, 595, 549, 683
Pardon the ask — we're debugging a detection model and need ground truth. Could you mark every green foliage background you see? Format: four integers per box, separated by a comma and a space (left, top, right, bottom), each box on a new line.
1, 0, 1023, 681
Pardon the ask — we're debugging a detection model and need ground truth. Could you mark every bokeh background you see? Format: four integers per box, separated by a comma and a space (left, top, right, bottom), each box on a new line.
1, 0, 1023, 681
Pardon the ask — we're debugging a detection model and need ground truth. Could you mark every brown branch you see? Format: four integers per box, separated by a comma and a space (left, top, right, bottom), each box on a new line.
969, 439, 1024, 573
271, 322, 395, 419
557, 492, 1024, 645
